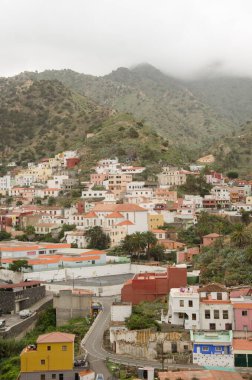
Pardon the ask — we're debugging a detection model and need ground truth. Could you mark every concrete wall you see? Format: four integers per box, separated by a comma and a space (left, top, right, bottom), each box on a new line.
20, 263, 166, 282
193, 353, 234, 367
20, 370, 77, 380
111, 303, 132, 322
53, 290, 92, 326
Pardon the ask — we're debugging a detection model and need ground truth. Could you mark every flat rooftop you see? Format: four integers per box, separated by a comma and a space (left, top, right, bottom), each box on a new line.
54, 273, 134, 287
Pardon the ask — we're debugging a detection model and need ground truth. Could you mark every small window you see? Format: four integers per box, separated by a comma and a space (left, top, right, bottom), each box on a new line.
62, 345, 67, 351
202, 346, 209, 352
223, 310, 229, 319
41, 375, 46, 380
192, 313, 196, 320
41, 360, 45, 365
214, 310, 219, 319
242, 310, 248, 316
215, 346, 222, 352
52, 375, 56, 380
178, 313, 184, 319
184, 345, 189, 350
47, 346, 51, 351
205, 310, 210, 319
188, 300, 193, 307
210, 323, 216, 330
180, 300, 184, 307
217, 292, 222, 300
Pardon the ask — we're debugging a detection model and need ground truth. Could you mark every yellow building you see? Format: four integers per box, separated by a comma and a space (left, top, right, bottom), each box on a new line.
148, 213, 164, 230
20, 332, 76, 379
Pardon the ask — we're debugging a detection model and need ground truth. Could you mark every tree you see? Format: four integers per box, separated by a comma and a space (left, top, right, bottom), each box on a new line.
241, 209, 251, 226
9, 260, 31, 272
142, 231, 158, 260
47, 197, 56, 206
85, 226, 110, 250
121, 232, 146, 259
16, 200, 23, 206
227, 171, 239, 179
0, 231, 11, 241
231, 224, 251, 248
5, 196, 13, 206
149, 244, 165, 261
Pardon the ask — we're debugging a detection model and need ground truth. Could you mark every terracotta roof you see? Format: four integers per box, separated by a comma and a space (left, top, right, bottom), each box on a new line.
203, 233, 222, 238
151, 229, 166, 233
80, 250, 106, 256
39, 243, 71, 249
29, 258, 59, 265
233, 303, 252, 309
198, 283, 228, 293
116, 220, 134, 226
93, 203, 146, 212
62, 255, 100, 262
230, 288, 252, 298
105, 212, 124, 218
0, 245, 39, 252
37, 332, 75, 343
83, 211, 98, 218
0, 281, 42, 289
233, 339, 252, 351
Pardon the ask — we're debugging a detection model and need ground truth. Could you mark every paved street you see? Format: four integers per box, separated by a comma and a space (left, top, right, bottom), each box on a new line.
83, 297, 205, 379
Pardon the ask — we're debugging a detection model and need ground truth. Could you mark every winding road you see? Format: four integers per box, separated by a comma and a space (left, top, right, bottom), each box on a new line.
83, 297, 202, 379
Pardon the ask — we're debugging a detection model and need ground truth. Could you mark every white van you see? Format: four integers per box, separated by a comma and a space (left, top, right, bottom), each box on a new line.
19, 309, 32, 319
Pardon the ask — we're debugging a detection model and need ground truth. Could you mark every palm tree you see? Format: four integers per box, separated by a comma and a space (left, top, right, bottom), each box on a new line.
231, 224, 251, 248
142, 231, 158, 260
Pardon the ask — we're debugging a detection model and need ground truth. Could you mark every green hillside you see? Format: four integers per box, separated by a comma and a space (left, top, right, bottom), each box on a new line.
0, 76, 196, 172
211, 121, 252, 177
0, 76, 109, 163
25, 64, 234, 147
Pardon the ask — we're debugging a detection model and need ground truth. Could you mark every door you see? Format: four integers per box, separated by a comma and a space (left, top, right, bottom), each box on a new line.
235, 354, 247, 367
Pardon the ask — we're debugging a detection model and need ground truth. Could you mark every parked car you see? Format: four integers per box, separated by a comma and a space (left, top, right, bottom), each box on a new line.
0, 319, 6, 328
19, 309, 32, 319
95, 374, 104, 380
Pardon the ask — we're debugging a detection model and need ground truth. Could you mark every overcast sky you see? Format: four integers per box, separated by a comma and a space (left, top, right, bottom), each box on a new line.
1, 0, 252, 78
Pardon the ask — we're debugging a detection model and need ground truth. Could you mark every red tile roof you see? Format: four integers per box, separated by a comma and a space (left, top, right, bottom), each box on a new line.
0, 281, 42, 289
37, 332, 75, 343
233, 303, 252, 309
198, 283, 228, 293
203, 233, 222, 238
84, 211, 98, 218
116, 220, 134, 226
105, 212, 124, 218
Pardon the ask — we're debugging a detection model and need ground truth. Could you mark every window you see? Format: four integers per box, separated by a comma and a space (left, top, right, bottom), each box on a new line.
184, 345, 189, 351
178, 313, 184, 319
217, 292, 222, 300
180, 300, 184, 307
188, 300, 193, 307
243, 325, 248, 332
47, 346, 51, 351
62, 345, 67, 351
192, 313, 196, 320
205, 310, 210, 319
202, 346, 209, 352
210, 323, 216, 330
52, 375, 56, 380
41, 360, 45, 365
215, 347, 222, 352
242, 310, 248, 316
214, 310, 219, 319
59, 375, 64, 380
41, 375, 46, 380
223, 310, 229, 319
225, 323, 232, 330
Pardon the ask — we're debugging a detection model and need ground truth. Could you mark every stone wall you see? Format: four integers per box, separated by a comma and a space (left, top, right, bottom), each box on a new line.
110, 328, 192, 360
0, 285, 46, 313
193, 353, 234, 367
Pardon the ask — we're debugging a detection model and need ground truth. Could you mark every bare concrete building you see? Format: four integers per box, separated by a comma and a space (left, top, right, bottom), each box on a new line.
53, 289, 93, 326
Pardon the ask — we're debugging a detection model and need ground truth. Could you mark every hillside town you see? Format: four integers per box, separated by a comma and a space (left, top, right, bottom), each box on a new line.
0, 150, 251, 380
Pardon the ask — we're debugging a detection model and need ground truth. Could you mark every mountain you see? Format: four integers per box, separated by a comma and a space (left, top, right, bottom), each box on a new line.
26, 64, 235, 147
0, 75, 196, 172
210, 121, 252, 177
0, 76, 109, 163
184, 76, 252, 126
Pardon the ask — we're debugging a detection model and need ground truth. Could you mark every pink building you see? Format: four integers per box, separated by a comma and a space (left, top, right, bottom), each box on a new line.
233, 303, 252, 332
